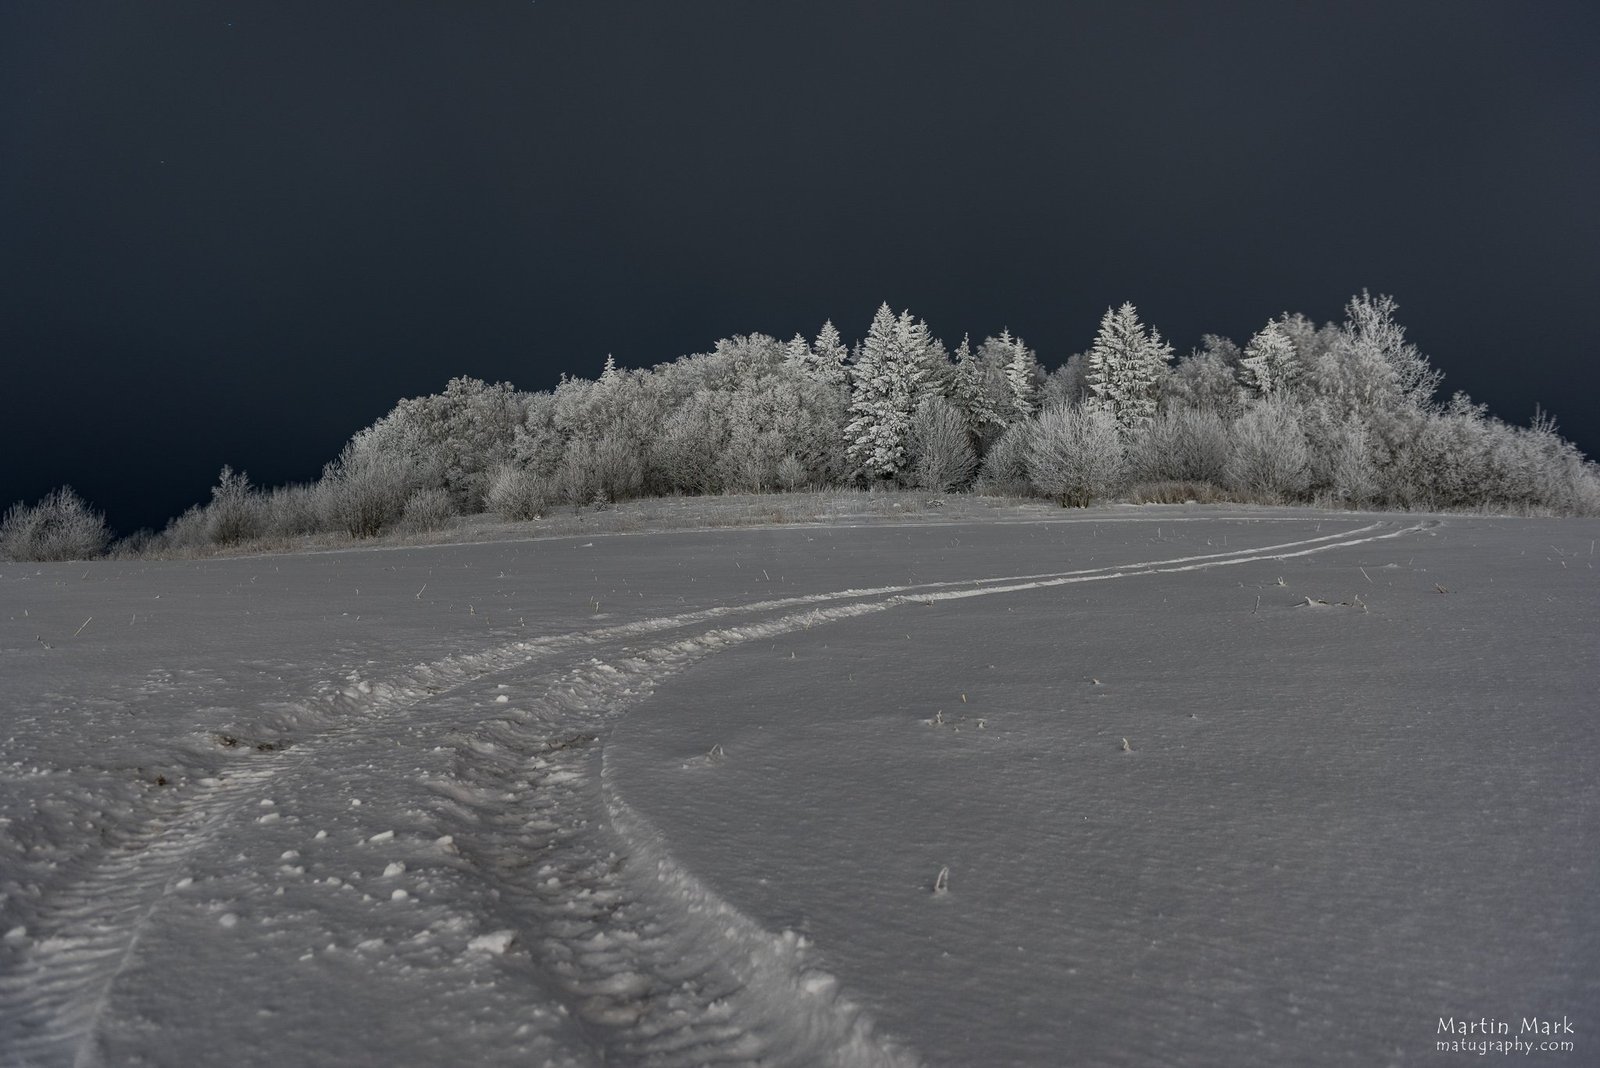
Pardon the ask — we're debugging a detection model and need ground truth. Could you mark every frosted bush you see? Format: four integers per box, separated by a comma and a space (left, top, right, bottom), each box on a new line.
557, 431, 643, 505
262, 483, 328, 537
319, 442, 420, 538
1129, 408, 1229, 485
910, 396, 978, 492
1027, 405, 1125, 506
397, 487, 458, 532
1226, 400, 1311, 501
204, 466, 267, 545
0, 486, 111, 562
978, 421, 1034, 493
486, 464, 550, 520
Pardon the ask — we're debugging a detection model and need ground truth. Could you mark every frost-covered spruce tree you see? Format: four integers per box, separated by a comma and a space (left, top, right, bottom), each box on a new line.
844, 304, 933, 481
783, 333, 812, 372
1085, 302, 1173, 433
998, 329, 1042, 422
809, 320, 850, 388
953, 334, 1011, 444
1237, 319, 1301, 399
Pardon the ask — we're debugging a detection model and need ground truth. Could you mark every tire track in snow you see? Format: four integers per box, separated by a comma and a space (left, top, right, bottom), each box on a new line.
421, 520, 1430, 1066
0, 520, 1424, 1066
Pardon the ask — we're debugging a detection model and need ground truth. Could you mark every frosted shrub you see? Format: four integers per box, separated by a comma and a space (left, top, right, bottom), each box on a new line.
1027, 404, 1125, 506
978, 421, 1034, 493
263, 483, 327, 537
0, 486, 111, 562
557, 430, 643, 505
910, 396, 978, 492
1318, 422, 1378, 506
775, 453, 808, 492
204, 466, 267, 545
1129, 408, 1229, 484
397, 487, 458, 533
486, 464, 549, 520
319, 442, 419, 538
1226, 400, 1312, 501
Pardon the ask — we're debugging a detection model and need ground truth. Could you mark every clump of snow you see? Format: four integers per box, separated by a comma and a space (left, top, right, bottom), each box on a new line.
468, 930, 517, 955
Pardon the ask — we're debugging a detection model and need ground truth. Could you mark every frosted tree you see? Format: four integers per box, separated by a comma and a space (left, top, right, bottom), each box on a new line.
910, 395, 978, 491
997, 329, 1042, 422
783, 333, 813, 372
1237, 319, 1301, 398
844, 303, 933, 481
599, 353, 620, 385
952, 334, 1005, 439
1085, 302, 1173, 433
810, 320, 850, 388
1027, 404, 1126, 506
0, 486, 111, 561
1312, 291, 1440, 420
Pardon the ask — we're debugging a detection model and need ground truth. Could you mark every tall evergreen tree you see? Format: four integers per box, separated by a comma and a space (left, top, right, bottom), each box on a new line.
810, 320, 850, 388
783, 333, 813, 371
844, 304, 932, 480
999, 329, 1042, 422
1085, 302, 1173, 432
1237, 319, 1301, 398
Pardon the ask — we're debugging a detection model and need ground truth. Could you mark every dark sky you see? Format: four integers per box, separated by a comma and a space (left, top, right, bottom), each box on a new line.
3, 1, 1597, 536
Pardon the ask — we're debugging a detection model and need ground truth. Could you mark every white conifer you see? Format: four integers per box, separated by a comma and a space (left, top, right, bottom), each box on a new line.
810, 320, 850, 388
1085, 302, 1172, 433
999, 329, 1041, 422
783, 333, 813, 372
1238, 319, 1300, 398
844, 304, 931, 481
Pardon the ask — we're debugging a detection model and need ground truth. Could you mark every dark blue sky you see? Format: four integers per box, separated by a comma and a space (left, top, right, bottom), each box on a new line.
3, 1, 1597, 535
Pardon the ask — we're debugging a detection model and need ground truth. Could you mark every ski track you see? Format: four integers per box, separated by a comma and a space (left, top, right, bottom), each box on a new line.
0, 519, 1429, 1066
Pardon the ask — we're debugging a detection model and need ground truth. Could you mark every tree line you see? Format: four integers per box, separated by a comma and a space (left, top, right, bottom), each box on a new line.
4, 292, 1596, 561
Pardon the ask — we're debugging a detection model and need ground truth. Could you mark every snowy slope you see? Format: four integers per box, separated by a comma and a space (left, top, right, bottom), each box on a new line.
1, 509, 1594, 1066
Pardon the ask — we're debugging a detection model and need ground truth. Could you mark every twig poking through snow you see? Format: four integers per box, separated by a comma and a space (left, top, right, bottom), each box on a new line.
73, 617, 92, 637
1120, 737, 1132, 752
933, 866, 950, 895
707, 744, 725, 762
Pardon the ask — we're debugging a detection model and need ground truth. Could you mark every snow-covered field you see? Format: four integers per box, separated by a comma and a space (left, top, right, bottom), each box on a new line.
1, 506, 1594, 1066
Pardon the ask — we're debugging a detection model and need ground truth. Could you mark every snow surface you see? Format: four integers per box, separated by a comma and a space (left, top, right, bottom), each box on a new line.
0, 507, 1594, 1066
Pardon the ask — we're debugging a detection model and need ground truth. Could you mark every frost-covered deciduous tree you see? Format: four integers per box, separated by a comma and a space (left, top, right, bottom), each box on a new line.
1085, 302, 1173, 433
376, 376, 525, 512
1314, 291, 1441, 420
1160, 338, 1243, 418
910, 395, 978, 492
486, 464, 549, 519
978, 420, 1035, 492
0, 486, 111, 561
1027, 404, 1126, 506
1226, 400, 1312, 500
1128, 409, 1230, 485
1040, 354, 1089, 411
204, 466, 266, 545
